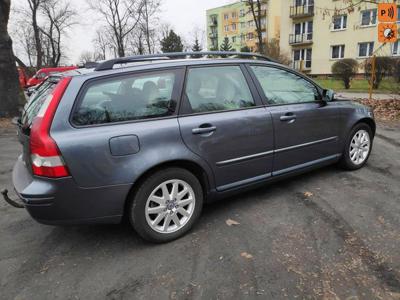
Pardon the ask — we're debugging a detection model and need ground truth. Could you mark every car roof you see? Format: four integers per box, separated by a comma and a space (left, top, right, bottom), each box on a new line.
69, 58, 283, 80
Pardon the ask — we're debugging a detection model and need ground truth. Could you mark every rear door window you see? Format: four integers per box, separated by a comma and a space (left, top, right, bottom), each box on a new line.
184, 66, 255, 113
72, 70, 179, 126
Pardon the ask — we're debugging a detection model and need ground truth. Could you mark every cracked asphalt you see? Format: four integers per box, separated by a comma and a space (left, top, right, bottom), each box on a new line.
1, 122, 400, 300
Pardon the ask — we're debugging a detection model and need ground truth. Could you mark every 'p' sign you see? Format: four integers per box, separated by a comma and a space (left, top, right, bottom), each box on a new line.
378, 3, 397, 22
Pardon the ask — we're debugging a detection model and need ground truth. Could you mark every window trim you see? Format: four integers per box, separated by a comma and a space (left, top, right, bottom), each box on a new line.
245, 63, 324, 107
70, 67, 185, 128
360, 9, 377, 27
178, 64, 264, 117
357, 41, 374, 58
331, 14, 347, 31
331, 44, 345, 60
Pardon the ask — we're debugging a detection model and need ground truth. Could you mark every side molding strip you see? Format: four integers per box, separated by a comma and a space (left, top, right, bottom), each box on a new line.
216, 150, 274, 167
216, 136, 338, 167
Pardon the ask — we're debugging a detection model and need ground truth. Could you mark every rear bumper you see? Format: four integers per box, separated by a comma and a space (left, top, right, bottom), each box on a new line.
12, 155, 131, 225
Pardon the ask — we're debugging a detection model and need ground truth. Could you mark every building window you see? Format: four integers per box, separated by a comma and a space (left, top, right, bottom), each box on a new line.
358, 42, 374, 57
240, 34, 246, 42
331, 45, 345, 59
224, 14, 229, 20
232, 23, 237, 30
239, 9, 245, 17
393, 40, 400, 56
332, 15, 347, 30
232, 12, 237, 18
241, 22, 246, 28
224, 25, 229, 32
247, 20, 254, 27
247, 32, 254, 40
293, 48, 312, 70
232, 36, 237, 43
360, 9, 377, 26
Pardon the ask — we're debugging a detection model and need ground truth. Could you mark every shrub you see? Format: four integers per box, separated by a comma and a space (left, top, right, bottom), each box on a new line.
393, 58, 400, 83
364, 56, 393, 89
331, 59, 359, 89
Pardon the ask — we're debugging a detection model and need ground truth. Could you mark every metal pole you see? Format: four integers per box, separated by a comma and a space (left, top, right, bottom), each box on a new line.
369, 55, 376, 101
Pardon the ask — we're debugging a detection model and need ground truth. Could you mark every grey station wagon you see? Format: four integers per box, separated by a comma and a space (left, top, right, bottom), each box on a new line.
5, 52, 375, 243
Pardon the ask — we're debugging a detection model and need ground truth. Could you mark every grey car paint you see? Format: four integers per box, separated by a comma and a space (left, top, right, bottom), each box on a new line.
11, 59, 375, 225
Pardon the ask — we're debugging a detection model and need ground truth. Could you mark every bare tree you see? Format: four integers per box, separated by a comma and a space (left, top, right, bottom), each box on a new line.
87, 0, 143, 57
40, 0, 77, 67
78, 51, 103, 65
0, 0, 21, 117
243, 0, 266, 54
11, 19, 36, 66
24, 0, 45, 68
141, 0, 160, 54
93, 29, 111, 60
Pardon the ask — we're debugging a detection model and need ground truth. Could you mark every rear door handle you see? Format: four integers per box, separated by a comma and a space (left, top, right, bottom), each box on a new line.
280, 114, 297, 122
192, 125, 217, 135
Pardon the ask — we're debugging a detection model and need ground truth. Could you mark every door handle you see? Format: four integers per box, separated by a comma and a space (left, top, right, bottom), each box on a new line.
280, 114, 297, 122
192, 125, 217, 135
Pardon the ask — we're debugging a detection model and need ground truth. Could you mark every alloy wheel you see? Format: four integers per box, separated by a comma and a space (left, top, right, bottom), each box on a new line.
145, 179, 196, 234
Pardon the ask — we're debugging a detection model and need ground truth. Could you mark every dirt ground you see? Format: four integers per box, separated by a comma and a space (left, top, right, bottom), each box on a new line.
0, 122, 400, 300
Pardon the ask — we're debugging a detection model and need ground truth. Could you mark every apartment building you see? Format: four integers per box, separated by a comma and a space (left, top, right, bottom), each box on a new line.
280, 0, 400, 75
206, 1, 281, 52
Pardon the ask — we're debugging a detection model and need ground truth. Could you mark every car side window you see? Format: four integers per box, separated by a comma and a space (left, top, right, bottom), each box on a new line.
250, 66, 320, 105
72, 71, 177, 126
185, 66, 256, 113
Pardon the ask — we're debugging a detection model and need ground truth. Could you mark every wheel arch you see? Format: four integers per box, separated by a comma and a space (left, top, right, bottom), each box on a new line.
354, 117, 376, 137
123, 159, 212, 218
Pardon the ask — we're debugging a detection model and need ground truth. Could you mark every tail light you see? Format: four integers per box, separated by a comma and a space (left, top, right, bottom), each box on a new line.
30, 77, 72, 178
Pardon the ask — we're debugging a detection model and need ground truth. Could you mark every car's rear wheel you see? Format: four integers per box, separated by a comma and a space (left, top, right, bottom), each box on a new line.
129, 168, 203, 243
340, 123, 373, 170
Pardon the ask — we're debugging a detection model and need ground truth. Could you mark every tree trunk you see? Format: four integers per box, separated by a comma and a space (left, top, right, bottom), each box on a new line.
32, 8, 43, 69
0, 0, 22, 117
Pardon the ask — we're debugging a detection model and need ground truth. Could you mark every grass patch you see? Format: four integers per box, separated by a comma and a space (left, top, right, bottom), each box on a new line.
315, 78, 397, 93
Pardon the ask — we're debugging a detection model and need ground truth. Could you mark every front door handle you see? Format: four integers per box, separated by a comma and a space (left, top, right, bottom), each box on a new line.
192, 124, 217, 135
280, 114, 297, 122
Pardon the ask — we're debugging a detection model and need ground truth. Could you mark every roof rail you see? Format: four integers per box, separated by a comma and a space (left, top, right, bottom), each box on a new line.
94, 51, 274, 71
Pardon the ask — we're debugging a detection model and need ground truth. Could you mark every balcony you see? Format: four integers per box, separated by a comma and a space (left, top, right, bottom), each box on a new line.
209, 19, 218, 27
293, 60, 312, 71
289, 33, 313, 45
209, 32, 218, 39
290, 5, 314, 18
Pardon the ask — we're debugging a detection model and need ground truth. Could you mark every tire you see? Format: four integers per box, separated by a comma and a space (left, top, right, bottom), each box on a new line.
339, 123, 373, 170
128, 168, 203, 243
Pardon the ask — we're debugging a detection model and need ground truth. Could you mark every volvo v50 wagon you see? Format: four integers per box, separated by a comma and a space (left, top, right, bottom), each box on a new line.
9, 52, 375, 243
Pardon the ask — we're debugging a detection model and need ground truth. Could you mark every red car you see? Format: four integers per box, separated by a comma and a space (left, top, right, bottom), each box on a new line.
17, 68, 29, 88
26, 66, 77, 88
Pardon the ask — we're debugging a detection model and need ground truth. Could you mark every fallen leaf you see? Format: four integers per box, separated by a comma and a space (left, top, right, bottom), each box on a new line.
241, 252, 253, 259
226, 219, 240, 226
378, 216, 385, 224
304, 192, 313, 198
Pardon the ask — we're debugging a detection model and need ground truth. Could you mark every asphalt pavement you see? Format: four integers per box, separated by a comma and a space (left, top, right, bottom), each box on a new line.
1, 123, 400, 300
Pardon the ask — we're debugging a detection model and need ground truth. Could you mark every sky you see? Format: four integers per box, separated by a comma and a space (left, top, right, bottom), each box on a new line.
11, 0, 235, 64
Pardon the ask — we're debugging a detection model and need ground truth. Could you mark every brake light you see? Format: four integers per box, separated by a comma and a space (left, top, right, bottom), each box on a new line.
30, 77, 71, 178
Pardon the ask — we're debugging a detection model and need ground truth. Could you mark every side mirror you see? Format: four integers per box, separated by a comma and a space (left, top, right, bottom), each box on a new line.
323, 89, 335, 102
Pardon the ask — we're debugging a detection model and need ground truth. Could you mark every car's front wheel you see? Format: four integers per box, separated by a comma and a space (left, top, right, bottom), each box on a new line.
340, 123, 373, 170
129, 168, 203, 243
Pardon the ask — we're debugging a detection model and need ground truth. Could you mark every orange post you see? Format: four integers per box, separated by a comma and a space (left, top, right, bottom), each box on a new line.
369, 55, 376, 101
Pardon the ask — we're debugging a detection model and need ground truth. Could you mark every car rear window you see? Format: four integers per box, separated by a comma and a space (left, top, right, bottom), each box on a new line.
21, 79, 58, 129
72, 71, 176, 126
